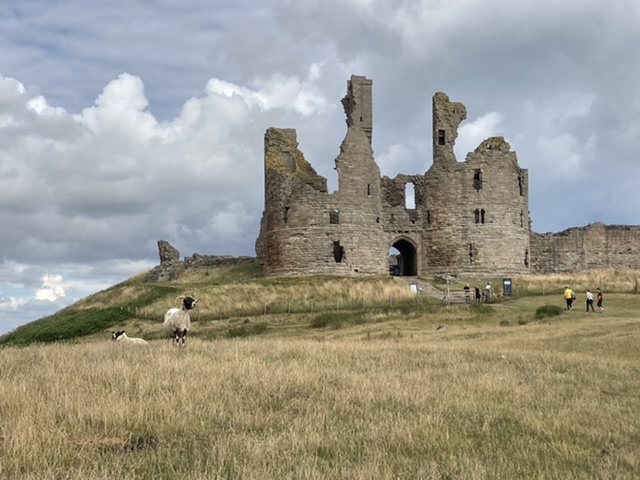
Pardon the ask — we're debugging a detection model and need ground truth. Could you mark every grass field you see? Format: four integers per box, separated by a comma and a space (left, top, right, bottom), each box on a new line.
1, 274, 639, 479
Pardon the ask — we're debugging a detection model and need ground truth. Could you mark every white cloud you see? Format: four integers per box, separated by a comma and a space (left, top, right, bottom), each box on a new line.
34, 274, 66, 301
455, 112, 504, 161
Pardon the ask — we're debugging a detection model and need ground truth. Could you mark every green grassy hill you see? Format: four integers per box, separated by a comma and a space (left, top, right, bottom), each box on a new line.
2, 266, 639, 347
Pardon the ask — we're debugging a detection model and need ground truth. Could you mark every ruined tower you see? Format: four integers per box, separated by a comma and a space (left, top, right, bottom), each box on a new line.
256, 75, 531, 277
255, 76, 388, 276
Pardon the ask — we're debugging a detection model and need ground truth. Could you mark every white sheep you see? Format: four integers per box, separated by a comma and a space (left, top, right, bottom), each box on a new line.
163, 295, 197, 347
111, 330, 148, 345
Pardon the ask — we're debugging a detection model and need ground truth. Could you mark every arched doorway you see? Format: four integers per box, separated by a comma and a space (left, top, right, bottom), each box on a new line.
388, 238, 418, 276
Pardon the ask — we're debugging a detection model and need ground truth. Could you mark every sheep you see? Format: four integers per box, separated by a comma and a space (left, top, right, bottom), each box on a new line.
111, 330, 148, 345
163, 295, 197, 347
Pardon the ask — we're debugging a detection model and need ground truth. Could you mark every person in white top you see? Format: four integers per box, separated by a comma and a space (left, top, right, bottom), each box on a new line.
586, 289, 594, 312
484, 282, 492, 303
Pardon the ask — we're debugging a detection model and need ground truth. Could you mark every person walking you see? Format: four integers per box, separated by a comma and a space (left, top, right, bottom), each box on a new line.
563, 286, 575, 310
596, 288, 604, 312
586, 289, 594, 312
485, 282, 492, 303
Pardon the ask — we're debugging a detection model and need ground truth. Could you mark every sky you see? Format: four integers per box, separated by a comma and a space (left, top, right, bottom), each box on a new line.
1, 0, 640, 335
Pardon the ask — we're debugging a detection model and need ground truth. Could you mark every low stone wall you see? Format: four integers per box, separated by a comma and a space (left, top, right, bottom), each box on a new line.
146, 241, 259, 283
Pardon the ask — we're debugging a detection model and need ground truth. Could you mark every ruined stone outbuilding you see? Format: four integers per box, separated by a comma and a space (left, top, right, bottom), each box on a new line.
255, 75, 531, 277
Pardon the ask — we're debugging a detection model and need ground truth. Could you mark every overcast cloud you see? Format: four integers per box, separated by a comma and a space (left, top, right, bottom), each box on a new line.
1, 0, 639, 334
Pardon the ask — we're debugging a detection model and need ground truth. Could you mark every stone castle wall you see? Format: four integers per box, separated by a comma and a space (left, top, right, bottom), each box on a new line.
148, 77, 640, 282
530, 223, 640, 273
255, 75, 532, 277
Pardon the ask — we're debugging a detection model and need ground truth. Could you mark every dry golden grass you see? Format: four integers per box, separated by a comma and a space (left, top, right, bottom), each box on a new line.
2, 302, 639, 479
507, 269, 640, 295
144, 276, 418, 321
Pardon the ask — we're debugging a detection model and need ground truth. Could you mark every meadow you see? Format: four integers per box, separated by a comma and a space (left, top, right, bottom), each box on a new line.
1, 269, 639, 479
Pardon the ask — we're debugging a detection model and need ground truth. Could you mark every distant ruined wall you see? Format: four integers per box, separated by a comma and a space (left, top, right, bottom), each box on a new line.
530, 223, 640, 273
146, 240, 257, 282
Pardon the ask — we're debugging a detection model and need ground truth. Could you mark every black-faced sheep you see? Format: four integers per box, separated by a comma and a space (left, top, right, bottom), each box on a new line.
111, 330, 148, 345
163, 296, 197, 347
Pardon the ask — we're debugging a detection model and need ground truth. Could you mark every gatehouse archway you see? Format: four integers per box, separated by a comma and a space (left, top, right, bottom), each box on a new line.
388, 237, 418, 276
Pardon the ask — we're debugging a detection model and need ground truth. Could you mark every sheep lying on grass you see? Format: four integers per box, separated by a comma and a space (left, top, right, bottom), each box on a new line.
111, 330, 148, 345
163, 295, 197, 347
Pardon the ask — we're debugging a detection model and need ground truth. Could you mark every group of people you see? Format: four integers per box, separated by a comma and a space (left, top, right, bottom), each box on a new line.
463, 282, 494, 304
563, 286, 603, 312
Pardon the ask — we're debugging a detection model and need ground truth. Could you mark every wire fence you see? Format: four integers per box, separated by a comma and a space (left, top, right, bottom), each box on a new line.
121, 293, 436, 323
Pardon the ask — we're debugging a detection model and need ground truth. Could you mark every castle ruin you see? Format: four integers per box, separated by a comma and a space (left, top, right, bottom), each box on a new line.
255, 75, 640, 277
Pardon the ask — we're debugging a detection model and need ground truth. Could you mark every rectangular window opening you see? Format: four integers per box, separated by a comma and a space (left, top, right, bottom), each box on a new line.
438, 129, 446, 145
329, 209, 339, 224
473, 169, 483, 191
333, 241, 345, 263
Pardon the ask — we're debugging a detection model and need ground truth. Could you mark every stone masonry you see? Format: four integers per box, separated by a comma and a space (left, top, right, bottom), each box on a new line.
255, 75, 640, 277
255, 75, 531, 277
148, 76, 640, 282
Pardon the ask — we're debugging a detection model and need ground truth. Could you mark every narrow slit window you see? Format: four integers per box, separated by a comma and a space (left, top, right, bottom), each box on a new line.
329, 209, 339, 224
481, 209, 486, 224
518, 176, 523, 196
283, 207, 289, 224
427, 210, 432, 224
469, 244, 474, 265
367, 184, 371, 196
474, 209, 480, 224
333, 241, 345, 263
438, 129, 446, 145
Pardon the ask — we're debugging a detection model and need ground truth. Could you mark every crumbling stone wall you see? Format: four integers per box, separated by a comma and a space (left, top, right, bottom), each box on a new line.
255, 77, 388, 276
255, 75, 531, 277
146, 76, 639, 281
146, 240, 257, 282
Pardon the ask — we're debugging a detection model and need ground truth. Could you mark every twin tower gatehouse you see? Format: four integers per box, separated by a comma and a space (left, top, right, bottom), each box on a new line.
255, 75, 531, 277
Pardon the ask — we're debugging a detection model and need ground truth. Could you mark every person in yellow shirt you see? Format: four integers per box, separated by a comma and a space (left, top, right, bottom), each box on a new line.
563, 286, 575, 310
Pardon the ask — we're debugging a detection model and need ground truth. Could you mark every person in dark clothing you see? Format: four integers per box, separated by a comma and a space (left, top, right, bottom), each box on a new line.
596, 288, 604, 312
474, 285, 481, 304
